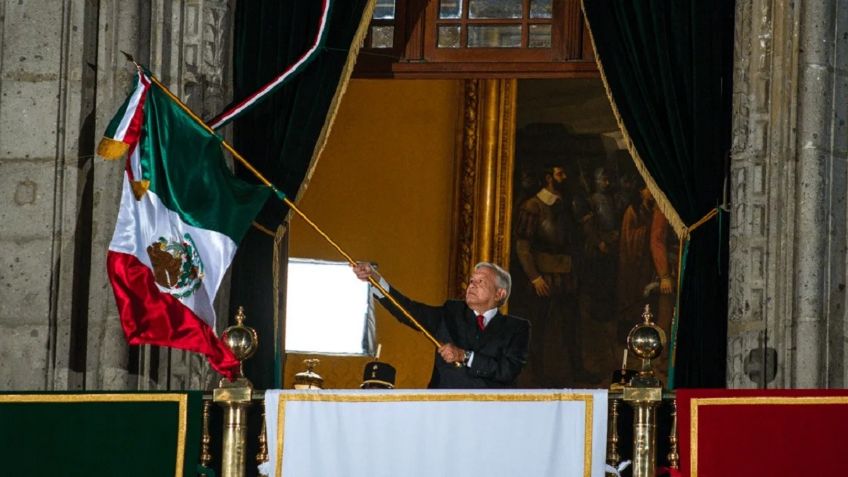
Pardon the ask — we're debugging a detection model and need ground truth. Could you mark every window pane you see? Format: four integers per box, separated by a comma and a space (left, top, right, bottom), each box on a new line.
468, 25, 522, 47
440, 0, 462, 19
285, 258, 375, 355
373, 0, 396, 19
438, 25, 462, 48
529, 0, 552, 18
371, 26, 394, 48
469, 0, 522, 19
529, 24, 551, 48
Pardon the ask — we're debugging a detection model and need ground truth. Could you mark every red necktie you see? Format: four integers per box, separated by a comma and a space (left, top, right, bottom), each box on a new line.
476, 314, 485, 331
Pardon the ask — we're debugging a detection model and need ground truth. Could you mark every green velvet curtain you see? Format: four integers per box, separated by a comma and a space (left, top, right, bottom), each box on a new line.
227, 0, 372, 388
0, 392, 202, 476
582, 0, 734, 387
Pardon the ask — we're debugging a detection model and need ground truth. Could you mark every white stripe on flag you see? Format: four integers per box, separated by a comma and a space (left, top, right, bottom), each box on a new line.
128, 140, 142, 181
108, 174, 237, 328
113, 73, 150, 141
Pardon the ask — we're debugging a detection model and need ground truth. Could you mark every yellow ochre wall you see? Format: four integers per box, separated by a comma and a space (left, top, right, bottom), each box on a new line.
285, 79, 461, 389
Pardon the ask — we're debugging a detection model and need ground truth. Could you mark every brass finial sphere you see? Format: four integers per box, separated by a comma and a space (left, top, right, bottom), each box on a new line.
223, 306, 258, 363
627, 304, 667, 361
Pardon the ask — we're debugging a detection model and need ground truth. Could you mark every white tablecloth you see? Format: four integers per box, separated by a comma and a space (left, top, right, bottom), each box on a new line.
259, 389, 608, 477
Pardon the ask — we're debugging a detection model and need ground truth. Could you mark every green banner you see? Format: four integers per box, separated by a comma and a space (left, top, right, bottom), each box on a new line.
0, 392, 202, 477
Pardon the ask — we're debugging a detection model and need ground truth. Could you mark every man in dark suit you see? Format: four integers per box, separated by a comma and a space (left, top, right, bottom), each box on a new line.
352, 261, 530, 388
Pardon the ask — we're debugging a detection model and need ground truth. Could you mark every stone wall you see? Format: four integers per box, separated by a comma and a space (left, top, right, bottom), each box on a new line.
728, 0, 848, 388
0, 0, 234, 391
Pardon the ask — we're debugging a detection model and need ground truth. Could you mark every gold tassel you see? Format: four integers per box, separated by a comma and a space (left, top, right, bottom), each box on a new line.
96, 137, 129, 160
131, 180, 150, 200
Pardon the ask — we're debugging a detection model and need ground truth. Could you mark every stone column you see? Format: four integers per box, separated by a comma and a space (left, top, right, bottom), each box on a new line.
0, 0, 103, 390
729, 0, 848, 388
82, 0, 151, 391
793, 0, 848, 388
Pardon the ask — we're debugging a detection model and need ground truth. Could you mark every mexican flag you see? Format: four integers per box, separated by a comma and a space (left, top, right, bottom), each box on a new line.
99, 68, 270, 379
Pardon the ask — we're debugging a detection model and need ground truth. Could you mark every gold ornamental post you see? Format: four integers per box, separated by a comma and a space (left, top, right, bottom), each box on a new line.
622, 305, 666, 477
214, 306, 259, 477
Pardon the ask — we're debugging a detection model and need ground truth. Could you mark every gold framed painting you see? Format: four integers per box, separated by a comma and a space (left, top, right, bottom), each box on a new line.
450, 78, 676, 389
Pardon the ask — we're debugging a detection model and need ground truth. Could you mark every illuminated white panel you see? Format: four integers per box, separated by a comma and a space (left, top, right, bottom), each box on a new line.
285, 258, 373, 355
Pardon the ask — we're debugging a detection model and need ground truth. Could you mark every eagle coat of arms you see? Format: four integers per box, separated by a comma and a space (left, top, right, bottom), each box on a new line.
146, 234, 204, 298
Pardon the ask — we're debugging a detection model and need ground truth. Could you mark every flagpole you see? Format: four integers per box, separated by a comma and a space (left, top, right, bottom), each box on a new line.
127, 56, 445, 351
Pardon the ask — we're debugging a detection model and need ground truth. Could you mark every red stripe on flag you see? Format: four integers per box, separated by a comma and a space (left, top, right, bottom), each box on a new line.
123, 73, 151, 181
123, 72, 151, 147
124, 143, 139, 183
107, 250, 239, 379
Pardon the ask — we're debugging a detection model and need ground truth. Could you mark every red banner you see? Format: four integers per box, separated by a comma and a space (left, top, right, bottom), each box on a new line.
677, 389, 848, 476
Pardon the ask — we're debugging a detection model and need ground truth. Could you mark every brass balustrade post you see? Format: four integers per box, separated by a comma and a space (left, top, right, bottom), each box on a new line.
667, 399, 679, 469
623, 305, 667, 477
606, 396, 622, 468
214, 306, 259, 477
215, 380, 253, 477
607, 366, 631, 471
200, 400, 213, 469
624, 387, 662, 477
257, 402, 269, 466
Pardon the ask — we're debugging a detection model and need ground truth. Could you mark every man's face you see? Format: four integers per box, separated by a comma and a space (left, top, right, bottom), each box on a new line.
465, 267, 506, 311
547, 167, 567, 191
640, 187, 654, 207
552, 167, 567, 184
596, 173, 610, 192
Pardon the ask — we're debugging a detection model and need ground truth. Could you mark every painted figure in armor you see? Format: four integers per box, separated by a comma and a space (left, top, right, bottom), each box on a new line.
578, 167, 621, 379
513, 165, 583, 387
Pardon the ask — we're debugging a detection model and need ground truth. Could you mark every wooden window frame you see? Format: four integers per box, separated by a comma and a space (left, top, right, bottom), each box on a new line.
356, 0, 409, 71
423, 0, 568, 62
354, 0, 597, 78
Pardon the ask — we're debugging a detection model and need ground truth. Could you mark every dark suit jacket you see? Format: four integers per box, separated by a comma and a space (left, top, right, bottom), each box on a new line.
379, 288, 530, 389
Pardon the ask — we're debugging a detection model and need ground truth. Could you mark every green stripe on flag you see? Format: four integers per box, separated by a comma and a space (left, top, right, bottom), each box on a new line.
139, 82, 270, 242
103, 75, 138, 139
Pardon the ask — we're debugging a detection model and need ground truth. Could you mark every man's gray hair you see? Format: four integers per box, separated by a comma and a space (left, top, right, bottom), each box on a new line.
474, 262, 512, 305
